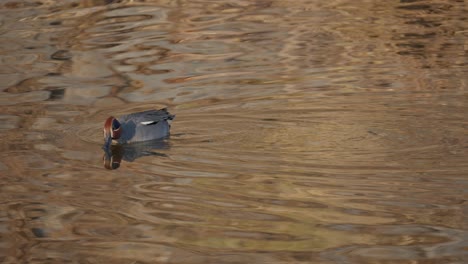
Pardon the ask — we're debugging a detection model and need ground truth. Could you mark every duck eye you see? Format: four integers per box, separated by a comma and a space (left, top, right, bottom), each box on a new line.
112, 119, 120, 130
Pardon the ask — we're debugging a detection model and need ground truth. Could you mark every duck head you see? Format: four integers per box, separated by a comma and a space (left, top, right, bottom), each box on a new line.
103, 116, 121, 146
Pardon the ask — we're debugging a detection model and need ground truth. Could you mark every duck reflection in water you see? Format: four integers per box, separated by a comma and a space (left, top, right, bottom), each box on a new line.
102, 139, 170, 170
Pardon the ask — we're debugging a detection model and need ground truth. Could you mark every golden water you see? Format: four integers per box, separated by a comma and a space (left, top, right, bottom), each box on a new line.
0, 0, 467, 263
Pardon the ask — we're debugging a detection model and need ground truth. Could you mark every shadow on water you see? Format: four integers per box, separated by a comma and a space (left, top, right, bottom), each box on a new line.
102, 139, 170, 170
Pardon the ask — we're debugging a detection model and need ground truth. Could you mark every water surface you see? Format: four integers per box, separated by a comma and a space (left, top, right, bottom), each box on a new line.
0, 0, 467, 263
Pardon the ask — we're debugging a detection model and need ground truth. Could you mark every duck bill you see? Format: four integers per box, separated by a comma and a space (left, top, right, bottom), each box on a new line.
103, 134, 112, 150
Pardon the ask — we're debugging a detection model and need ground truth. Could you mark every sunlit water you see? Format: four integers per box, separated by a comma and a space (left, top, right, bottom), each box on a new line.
0, 0, 467, 263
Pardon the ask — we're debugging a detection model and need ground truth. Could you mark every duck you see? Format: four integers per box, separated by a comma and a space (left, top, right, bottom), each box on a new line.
103, 108, 174, 146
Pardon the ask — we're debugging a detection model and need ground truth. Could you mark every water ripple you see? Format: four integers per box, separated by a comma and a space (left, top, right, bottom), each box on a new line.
0, 0, 467, 263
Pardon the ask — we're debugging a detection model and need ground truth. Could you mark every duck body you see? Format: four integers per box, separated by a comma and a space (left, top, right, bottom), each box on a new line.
104, 108, 174, 145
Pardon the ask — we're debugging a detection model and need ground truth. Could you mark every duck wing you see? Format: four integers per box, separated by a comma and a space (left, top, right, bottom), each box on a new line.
120, 108, 175, 125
